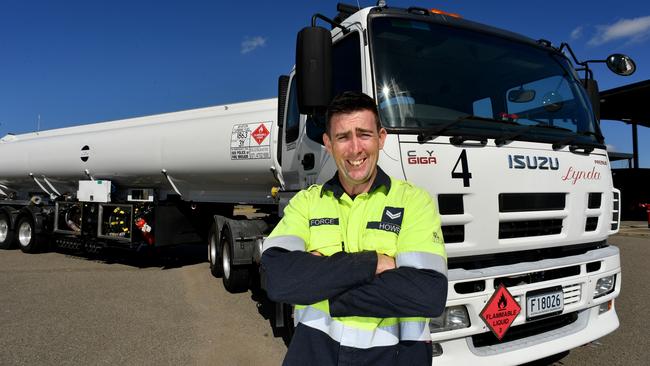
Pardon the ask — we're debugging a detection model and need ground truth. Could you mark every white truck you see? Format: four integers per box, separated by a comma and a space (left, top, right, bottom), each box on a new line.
0, 2, 636, 364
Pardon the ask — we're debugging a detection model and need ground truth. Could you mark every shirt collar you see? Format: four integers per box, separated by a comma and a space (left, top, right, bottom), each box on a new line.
321, 166, 391, 199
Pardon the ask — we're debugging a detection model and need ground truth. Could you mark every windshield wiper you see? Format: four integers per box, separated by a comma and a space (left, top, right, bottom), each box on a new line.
552, 132, 603, 154
416, 115, 518, 143
416, 119, 463, 143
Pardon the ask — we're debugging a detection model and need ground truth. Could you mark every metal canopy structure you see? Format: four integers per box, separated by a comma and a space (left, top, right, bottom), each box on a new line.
600, 79, 650, 169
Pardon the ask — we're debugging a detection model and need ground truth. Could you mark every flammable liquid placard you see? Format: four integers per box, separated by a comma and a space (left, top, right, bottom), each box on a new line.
479, 284, 521, 340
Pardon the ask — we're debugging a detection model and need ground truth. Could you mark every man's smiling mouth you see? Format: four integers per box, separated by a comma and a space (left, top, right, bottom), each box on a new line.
348, 158, 367, 167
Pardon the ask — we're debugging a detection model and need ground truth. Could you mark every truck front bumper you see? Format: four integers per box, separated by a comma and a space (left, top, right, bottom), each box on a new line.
430, 245, 621, 365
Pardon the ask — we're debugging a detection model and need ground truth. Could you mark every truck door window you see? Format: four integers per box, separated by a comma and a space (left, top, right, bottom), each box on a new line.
332, 31, 362, 96
286, 77, 300, 144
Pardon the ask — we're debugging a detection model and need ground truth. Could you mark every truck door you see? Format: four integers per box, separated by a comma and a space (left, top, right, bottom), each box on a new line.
278, 75, 303, 191
280, 74, 334, 190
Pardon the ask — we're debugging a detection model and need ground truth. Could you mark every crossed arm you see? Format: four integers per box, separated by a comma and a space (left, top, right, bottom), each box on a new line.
260, 188, 448, 319
260, 244, 447, 318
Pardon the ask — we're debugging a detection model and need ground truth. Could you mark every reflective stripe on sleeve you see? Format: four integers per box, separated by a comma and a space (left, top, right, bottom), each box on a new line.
396, 251, 447, 276
400, 320, 431, 341
262, 235, 306, 252
294, 306, 403, 349
294, 306, 431, 347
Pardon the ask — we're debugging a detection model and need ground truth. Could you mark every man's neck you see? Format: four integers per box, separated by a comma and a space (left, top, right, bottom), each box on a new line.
340, 172, 377, 198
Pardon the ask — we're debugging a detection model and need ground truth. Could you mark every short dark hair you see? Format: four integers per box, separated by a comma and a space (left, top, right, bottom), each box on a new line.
325, 91, 381, 136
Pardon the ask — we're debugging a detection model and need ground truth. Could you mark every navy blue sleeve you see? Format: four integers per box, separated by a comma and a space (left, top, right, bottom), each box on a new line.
260, 247, 377, 305
328, 267, 448, 318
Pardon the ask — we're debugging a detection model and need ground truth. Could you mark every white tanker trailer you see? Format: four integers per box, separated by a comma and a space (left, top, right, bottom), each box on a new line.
0, 99, 278, 203
1, 2, 636, 364
0, 98, 282, 265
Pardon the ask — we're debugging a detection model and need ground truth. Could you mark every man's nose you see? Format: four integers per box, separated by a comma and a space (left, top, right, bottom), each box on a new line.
349, 135, 363, 154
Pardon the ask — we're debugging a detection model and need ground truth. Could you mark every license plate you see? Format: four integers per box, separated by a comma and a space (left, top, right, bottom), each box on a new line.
526, 286, 563, 320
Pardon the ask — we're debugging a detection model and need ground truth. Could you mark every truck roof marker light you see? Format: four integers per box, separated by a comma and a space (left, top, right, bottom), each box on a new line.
430, 9, 461, 18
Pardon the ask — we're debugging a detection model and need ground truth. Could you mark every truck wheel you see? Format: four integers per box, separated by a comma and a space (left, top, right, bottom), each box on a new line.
208, 223, 223, 277
221, 224, 250, 293
0, 213, 15, 249
16, 217, 42, 254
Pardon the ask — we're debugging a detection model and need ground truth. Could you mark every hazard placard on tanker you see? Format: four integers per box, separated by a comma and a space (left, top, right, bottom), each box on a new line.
231, 122, 272, 160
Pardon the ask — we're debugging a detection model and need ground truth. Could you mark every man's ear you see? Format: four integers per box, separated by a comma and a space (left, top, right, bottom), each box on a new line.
378, 127, 387, 150
323, 132, 332, 154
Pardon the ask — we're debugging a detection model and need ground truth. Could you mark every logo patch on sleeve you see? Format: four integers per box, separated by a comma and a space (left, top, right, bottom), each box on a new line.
367, 207, 404, 234
382, 207, 404, 225
309, 218, 339, 227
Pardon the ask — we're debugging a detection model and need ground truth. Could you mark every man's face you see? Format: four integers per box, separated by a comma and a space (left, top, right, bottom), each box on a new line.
323, 109, 387, 194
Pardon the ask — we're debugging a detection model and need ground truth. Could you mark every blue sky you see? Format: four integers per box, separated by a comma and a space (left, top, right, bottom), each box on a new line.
1, 0, 649, 167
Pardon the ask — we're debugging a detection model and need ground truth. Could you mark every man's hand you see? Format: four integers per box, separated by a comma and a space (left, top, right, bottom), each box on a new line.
376, 253, 396, 275
310, 251, 323, 256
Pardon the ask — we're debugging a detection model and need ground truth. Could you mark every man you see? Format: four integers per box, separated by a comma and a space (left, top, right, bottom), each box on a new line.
261, 91, 447, 366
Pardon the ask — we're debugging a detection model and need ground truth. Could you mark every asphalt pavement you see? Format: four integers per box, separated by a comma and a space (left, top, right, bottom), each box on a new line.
0, 226, 648, 365
558, 227, 649, 366
0, 246, 286, 366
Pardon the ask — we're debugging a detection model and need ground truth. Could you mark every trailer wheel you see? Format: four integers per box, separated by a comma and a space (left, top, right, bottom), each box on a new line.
208, 223, 223, 277
221, 223, 250, 293
16, 217, 43, 254
0, 212, 15, 249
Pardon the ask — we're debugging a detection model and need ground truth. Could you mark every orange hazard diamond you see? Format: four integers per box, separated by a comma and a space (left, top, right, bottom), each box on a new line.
252, 123, 270, 145
479, 284, 521, 340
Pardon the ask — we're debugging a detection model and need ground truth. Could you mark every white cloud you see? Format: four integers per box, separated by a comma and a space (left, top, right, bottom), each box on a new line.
241, 36, 267, 54
570, 26, 583, 40
588, 15, 650, 46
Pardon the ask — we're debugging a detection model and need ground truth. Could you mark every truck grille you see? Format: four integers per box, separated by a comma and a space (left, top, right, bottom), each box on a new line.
588, 193, 602, 208
499, 219, 563, 239
611, 191, 620, 231
441, 225, 464, 243
585, 217, 598, 232
563, 283, 581, 306
499, 193, 565, 212
493, 265, 580, 289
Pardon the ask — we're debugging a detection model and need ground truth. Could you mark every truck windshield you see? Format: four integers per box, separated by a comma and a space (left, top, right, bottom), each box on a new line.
370, 17, 602, 146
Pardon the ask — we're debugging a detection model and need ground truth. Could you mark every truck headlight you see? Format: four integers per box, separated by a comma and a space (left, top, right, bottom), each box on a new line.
594, 274, 616, 298
429, 305, 470, 333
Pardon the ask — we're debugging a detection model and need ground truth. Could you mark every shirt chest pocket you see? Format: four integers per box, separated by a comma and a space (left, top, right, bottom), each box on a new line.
362, 229, 398, 257
307, 227, 342, 256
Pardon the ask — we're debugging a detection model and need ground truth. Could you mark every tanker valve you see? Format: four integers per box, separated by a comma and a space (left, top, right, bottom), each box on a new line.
135, 218, 154, 245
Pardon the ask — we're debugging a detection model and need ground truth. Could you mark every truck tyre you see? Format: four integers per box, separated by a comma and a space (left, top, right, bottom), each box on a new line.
0, 212, 15, 249
16, 217, 43, 254
208, 223, 223, 277
221, 223, 250, 293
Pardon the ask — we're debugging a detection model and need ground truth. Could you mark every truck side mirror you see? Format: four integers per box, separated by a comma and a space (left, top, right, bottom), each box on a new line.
606, 54, 636, 76
296, 26, 332, 115
582, 78, 600, 122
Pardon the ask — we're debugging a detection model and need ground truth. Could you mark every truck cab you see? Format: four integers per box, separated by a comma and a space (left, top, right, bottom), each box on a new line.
274, 4, 626, 365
